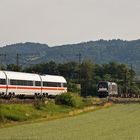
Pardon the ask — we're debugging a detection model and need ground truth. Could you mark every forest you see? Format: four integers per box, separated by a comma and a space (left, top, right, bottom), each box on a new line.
0, 39, 140, 74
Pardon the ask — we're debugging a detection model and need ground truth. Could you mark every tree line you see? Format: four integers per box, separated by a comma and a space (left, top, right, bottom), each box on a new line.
1, 61, 140, 96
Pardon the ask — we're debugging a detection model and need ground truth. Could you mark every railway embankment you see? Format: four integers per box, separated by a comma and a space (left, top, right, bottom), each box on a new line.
108, 97, 140, 104
0, 96, 111, 128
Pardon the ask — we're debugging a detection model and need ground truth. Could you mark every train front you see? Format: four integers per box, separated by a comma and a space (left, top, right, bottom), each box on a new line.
97, 81, 109, 97
0, 71, 7, 96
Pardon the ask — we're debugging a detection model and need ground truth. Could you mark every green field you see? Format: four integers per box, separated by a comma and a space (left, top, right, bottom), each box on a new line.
0, 104, 140, 140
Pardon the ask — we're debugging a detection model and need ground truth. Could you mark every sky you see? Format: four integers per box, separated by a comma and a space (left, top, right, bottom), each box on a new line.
0, 0, 140, 47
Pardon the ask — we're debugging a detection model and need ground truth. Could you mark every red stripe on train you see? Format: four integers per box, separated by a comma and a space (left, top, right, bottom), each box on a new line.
0, 86, 66, 91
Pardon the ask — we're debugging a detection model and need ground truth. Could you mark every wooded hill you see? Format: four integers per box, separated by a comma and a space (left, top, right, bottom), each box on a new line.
0, 39, 140, 74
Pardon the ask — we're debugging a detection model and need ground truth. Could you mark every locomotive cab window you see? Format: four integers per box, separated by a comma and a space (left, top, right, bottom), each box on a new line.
98, 82, 108, 89
0, 79, 6, 85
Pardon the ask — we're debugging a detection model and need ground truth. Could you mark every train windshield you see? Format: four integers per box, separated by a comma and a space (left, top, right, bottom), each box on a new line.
98, 82, 108, 89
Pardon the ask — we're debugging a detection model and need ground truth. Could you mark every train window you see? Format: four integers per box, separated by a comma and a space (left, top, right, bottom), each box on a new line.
48, 82, 57, 87
0, 79, 6, 85
26, 81, 33, 86
57, 83, 61, 87
43, 82, 48, 87
35, 81, 41, 86
98, 82, 108, 89
63, 83, 67, 87
10, 80, 16, 85
10, 79, 33, 86
43, 82, 61, 87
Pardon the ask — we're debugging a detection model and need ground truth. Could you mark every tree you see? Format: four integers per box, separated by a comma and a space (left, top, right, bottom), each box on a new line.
80, 60, 95, 96
23, 61, 140, 96
7, 64, 22, 71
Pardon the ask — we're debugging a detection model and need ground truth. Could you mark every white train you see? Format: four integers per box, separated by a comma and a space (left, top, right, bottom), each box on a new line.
0, 70, 67, 97
97, 81, 118, 97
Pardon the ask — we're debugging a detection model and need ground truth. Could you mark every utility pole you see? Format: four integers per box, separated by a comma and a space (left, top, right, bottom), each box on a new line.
125, 70, 127, 94
16, 53, 19, 71
77, 53, 81, 95
78, 53, 81, 83
16, 53, 38, 71
16, 53, 21, 71
130, 64, 133, 94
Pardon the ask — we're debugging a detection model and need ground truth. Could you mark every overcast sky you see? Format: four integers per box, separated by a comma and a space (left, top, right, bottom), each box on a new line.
0, 0, 140, 47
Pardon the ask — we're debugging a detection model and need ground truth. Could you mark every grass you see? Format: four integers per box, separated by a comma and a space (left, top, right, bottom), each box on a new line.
0, 97, 103, 126
0, 101, 74, 126
0, 104, 140, 140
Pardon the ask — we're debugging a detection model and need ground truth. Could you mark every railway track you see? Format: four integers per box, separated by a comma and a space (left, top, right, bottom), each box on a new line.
0, 98, 36, 104
1, 96, 140, 105
0, 96, 55, 104
108, 97, 140, 104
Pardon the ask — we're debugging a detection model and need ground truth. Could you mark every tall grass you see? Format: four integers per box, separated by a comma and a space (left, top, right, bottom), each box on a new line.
0, 101, 74, 124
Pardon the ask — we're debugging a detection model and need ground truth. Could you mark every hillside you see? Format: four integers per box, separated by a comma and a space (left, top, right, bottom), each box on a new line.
0, 39, 140, 74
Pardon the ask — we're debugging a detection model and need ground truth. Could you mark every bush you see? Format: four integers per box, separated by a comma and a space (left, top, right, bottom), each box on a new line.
68, 82, 80, 92
55, 92, 84, 108
130, 84, 140, 95
33, 98, 46, 110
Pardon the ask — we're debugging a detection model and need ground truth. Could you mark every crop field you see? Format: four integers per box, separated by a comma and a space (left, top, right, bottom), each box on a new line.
0, 104, 140, 140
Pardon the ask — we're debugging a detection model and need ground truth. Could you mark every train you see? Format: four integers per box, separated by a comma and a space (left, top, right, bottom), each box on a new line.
97, 81, 118, 97
0, 70, 67, 97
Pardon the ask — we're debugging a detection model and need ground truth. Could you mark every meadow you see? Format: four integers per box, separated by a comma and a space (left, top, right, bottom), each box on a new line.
0, 104, 140, 140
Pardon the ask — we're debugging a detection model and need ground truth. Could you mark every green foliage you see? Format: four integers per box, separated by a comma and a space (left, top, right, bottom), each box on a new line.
25, 61, 59, 75
130, 84, 140, 95
33, 98, 46, 110
0, 64, 5, 70
67, 82, 80, 92
0, 104, 38, 122
55, 93, 84, 108
0, 102, 73, 123
7, 64, 22, 72
58, 62, 79, 79
103, 74, 113, 81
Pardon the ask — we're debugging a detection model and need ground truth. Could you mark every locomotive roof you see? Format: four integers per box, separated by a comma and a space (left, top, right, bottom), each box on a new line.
98, 81, 117, 85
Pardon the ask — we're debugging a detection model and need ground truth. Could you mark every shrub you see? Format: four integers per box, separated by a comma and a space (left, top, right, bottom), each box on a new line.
131, 84, 140, 95
55, 92, 84, 108
68, 82, 80, 92
33, 98, 46, 110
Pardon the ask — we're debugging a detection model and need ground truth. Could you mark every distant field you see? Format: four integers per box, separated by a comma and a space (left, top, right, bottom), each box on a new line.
0, 104, 140, 140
